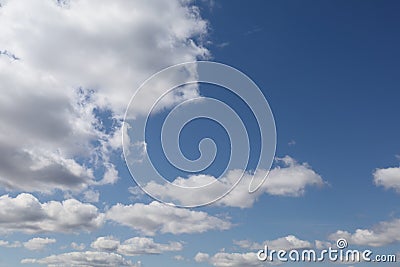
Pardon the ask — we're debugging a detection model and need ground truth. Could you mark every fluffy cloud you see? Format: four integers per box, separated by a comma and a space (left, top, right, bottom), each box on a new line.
22, 251, 139, 267
194, 252, 210, 262
0, 240, 21, 248
373, 167, 400, 193
234, 235, 312, 250
0, 193, 104, 233
91, 236, 183, 255
71, 242, 86, 251
106, 201, 231, 236
195, 252, 262, 267
83, 190, 100, 203
137, 156, 324, 208
23, 237, 56, 251
0, 0, 209, 193
329, 218, 400, 247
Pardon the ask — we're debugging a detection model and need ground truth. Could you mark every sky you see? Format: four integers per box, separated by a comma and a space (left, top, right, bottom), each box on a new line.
0, 0, 400, 266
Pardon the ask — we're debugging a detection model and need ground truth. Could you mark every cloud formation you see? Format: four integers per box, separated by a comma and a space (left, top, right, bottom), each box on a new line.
329, 218, 400, 247
234, 235, 312, 250
195, 252, 262, 267
136, 156, 324, 208
91, 236, 183, 255
106, 201, 231, 236
23, 237, 56, 251
373, 167, 400, 193
0, 193, 104, 234
22, 251, 139, 267
0, 0, 209, 194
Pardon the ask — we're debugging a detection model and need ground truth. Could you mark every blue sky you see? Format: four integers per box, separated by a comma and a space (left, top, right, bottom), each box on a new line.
0, 0, 400, 266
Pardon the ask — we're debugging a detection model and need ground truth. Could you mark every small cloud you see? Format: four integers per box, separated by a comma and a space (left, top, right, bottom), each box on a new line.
23, 237, 56, 251
173, 255, 185, 261
0, 240, 22, 248
83, 190, 100, 203
245, 26, 262, 35
216, 42, 230, 48
288, 140, 296, 146
71, 242, 86, 251
194, 252, 210, 262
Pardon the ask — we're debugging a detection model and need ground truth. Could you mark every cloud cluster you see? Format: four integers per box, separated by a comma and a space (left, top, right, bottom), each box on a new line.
0, 0, 209, 194
137, 156, 325, 208
106, 201, 231, 236
234, 235, 312, 250
0, 193, 104, 234
373, 167, 400, 193
195, 252, 262, 267
329, 218, 400, 247
23, 237, 57, 251
22, 251, 139, 267
0, 193, 232, 236
91, 236, 182, 255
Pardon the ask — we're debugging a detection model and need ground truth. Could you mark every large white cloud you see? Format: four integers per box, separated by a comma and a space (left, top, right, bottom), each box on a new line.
0, 0, 209, 193
329, 218, 400, 247
373, 167, 400, 193
22, 251, 139, 267
136, 156, 325, 208
106, 201, 231, 236
0, 193, 235, 236
23, 237, 56, 251
91, 236, 183, 255
0, 193, 104, 233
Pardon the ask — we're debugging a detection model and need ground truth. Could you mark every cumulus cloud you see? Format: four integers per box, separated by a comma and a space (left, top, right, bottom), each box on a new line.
196, 235, 313, 267
0, 0, 209, 194
91, 236, 183, 255
195, 252, 262, 267
136, 156, 325, 208
22, 251, 139, 267
373, 167, 400, 193
83, 190, 100, 203
0, 193, 104, 234
194, 252, 210, 262
174, 255, 185, 261
234, 235, 312, 251
71, 242, 86, 251
0, 240, 21, 248
106, 201, 231, 236
329, 218, 400, 247
23, 237, 56, 251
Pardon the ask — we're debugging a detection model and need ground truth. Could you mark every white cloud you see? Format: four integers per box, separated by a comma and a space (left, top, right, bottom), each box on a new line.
234, 235, 312, 250
22, 251, 139, 267
23, 237, 56, 251
196, 252, 263, 267
0, 0, 209, 194
0, 193, 104, 234
83, 190, 100, 203
373, 167, 400, 193
0, 240, 21, 248
71, 242, 86, 251
91, 236, 183, 256
174, 255, 185, 261
137, 156, 324, 208
194, 252, 210, 262
91, 236, 121, 252
106, 201, 231, 236
315, 240, 332, 250
329, 218, 400, 247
